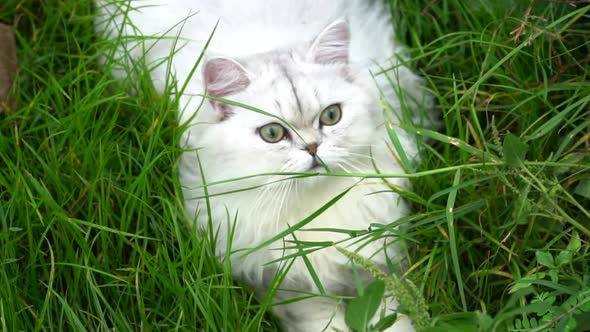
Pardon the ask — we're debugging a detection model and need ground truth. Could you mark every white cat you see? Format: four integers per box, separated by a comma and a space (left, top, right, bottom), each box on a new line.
95, 1, 432, 331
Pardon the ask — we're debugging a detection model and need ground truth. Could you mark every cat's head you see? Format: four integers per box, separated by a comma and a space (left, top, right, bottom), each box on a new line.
197, 20, 385, 183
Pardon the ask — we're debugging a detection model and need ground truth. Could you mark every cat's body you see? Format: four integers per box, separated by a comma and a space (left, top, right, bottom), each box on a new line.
96, 1, 430, 331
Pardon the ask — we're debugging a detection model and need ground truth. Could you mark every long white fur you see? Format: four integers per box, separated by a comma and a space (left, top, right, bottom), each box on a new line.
95, 1, 430, 331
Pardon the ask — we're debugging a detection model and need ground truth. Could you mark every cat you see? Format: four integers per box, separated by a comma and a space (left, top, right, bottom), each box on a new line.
95, 1, 432, 331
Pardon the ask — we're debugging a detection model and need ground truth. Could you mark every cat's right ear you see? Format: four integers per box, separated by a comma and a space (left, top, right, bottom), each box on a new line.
307, 20, 350, 65
204, 57, 251, 117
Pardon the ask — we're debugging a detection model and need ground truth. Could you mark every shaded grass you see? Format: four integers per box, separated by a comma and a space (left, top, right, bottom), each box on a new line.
0, 0, 589, 331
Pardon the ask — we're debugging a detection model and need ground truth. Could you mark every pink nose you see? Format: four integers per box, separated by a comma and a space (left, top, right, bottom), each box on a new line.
307, 142, 318, 155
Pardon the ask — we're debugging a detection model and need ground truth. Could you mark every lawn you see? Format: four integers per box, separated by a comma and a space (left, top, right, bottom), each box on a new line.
1, 0, 589, 331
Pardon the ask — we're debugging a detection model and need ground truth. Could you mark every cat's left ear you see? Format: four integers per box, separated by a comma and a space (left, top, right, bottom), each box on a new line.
204, 56, 251, 117
307, 20, 350, 65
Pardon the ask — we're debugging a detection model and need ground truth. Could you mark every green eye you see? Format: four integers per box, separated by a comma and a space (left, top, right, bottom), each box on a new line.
319, 104, 342, 126
258, 123, 286, 143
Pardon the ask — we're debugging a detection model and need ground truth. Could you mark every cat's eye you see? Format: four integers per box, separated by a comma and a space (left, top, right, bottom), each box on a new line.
319, 104, 342, 126
258, 123, 287, 143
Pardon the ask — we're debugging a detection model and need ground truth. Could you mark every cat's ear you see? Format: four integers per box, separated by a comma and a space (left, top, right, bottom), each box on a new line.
204, 57, 251, 116
307, 20, 350, 65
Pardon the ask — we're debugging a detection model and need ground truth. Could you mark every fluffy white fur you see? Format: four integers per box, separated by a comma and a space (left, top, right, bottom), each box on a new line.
95, 1, 431, 331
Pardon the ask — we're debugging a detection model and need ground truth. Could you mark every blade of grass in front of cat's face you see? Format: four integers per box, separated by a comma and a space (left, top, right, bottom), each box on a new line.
184, 159, 588, 196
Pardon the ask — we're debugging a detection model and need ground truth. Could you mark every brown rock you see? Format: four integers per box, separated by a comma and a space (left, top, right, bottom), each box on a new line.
0, 23, 17, 113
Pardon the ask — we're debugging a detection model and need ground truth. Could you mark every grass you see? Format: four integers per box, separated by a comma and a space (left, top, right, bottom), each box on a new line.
1, 0, 589, 331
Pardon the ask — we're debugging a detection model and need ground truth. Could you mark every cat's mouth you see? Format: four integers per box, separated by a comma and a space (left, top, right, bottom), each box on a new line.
308, 165, 324, 172
309, 158, 320, 169
306, 157, 329, 172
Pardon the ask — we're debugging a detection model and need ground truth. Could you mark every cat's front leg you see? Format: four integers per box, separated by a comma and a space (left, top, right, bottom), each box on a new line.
272, 294, 348, 332
369, 297, 415, 332
272, 294, 415, 332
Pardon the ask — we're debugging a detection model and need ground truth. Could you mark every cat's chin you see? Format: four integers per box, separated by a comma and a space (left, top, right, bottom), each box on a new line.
301, 165, 338, 186
307, 165, 325, 172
